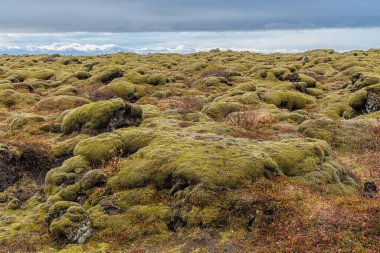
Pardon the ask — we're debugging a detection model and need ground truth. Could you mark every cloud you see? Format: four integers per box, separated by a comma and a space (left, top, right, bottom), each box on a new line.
1, 28, 380, 55
32, 43, 118, 52
0, 0, 379, 32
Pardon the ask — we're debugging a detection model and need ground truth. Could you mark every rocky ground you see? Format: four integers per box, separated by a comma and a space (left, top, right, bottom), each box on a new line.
0, 49, 379, 252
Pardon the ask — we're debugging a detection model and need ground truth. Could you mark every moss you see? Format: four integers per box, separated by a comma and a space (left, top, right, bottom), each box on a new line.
139, 104, 161, 119
348, 89, 367, 110
262, 139, 333, 177
263, 91, 315, 111
59, 183, 82, 201
36, 95, 91, 111
353, 76, 380, 89
124, 70, 147, 84
97, 66, 123, 84
31, 70, 55, 80
233, 82, 256, 92
45, 155, 91, 195
48, 203, 91, 244
307, 88, 323, 97
80, 169, 107, 191
60, 98, 142, 134
114, 128, 156, 153
0, 82, 14, 90
74, 71, 91, 80
0, 89, 20, 107
91, 204, 169, 240
299, 74, 317, 87
51, 134, 90, 157
298, 118, 343, 143
110, 187, 156, 209
147, 73, 169, 85
73, 133, 125, 164
98, 79, 143, 99
193, 77, 230, 88
8, 113, 45, 130
202, 102, 241, 121
53, 85, 78, 96
108, 134, 280, 190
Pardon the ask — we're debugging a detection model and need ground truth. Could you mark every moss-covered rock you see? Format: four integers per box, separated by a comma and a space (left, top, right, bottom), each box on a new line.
353, 75, 380, 89
349, 88, 368, 110
97, 66, 123, 84
146, 73, 169, 85
36, 95, 91, 111
7, 113, 45, 130
263, 91, 315, 111
60, 98, 142, 134
202, 102, 241, 121
73, 133, 125, 164
47, 201, 91, 244
98, 79, 145, 100
52, 85, 78, 96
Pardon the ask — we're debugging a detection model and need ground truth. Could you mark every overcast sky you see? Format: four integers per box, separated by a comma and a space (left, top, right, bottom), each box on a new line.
0, 1, 379, 54
0, 0, 380, 32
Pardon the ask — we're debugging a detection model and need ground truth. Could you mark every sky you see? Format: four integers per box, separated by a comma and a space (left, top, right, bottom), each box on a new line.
0, 0, 379, 55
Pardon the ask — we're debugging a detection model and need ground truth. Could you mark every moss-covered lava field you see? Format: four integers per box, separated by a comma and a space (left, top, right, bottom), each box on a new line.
0, 49, 379, 252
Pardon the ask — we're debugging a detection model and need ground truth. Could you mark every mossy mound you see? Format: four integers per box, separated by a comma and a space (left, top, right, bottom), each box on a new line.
47, 201, 92, 244
96, 66, 123, 84
348, 83, 380, 115
60, 98, 142, 134
353, 75, 380, 89
36, 95, 91, 111
98, 79, 145, 100
146, 73, 169, 85
193, 76, 231, 88
263, 91, 316, 111
202, 102, 241, 121
108, 120, 356, 192
52, 85, 79, 96
73, 133, 125, 164
7, 113, 45, 130
124, 70, 147, 84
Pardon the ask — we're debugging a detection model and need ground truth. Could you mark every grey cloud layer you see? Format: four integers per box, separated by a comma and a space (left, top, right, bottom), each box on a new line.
0, 0, 380, 32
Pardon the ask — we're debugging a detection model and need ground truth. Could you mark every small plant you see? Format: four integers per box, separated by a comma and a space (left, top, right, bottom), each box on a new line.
226, 106, 277, 132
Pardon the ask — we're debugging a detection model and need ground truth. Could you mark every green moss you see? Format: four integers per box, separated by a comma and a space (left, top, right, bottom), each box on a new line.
51, 134, 90, 157
108, 134, 280, 190
80, 169, 107, 191
147, 73, 169, 85
91, 204, 169, 241
193, 77, 230, 88
353, 76, 380, 89
202, 102, 241, 121
348, 89, 367, 110
73, 133, 125, 164
124, 70, 147, 84
114, 128, 156, 153
37, 95, 91, 111
45, 155, 91, 195
74, 71, 91, 80
48, 203, 91, 244
60, 98, 142, 134
0, 82, 14, 90
53, 85, 78, 96
299, 74, 317, 87
31, 70, 55, 80
233, 82, 256, 92
263, 91, 315, 111
97, 66, 123, 84
307, 88, 323, 97
8, 113, 45, 130
98, 79, 144, 99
